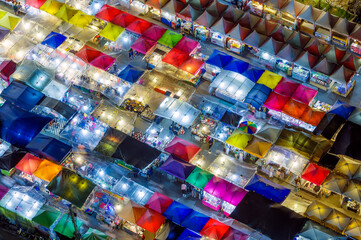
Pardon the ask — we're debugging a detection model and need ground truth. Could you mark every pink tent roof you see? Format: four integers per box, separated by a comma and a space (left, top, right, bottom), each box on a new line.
0, 185, 9, 200
142, 25, 167, 41
179, 57, 204, 75
164, 137, 201, 162
131, 36, 156, 55
221, 184, 247, 206
263, 91, 290, 111
90, 54, 116, 71
126, 19, 153, 35
274, 77, 299, 97
162, 48, 189, 68
203, 176, 232, 199
174, 37, 200, 54
291, 84, 317, 105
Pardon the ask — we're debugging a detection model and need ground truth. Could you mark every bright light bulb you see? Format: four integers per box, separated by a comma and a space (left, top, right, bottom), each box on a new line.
99, 170, 105, 176
23, 195, 29, 201
82, 105, 89, 111
173, 112, 179, 118
81, 129, 88, 135
95, 129, 101, 134
182, 116, 189, 122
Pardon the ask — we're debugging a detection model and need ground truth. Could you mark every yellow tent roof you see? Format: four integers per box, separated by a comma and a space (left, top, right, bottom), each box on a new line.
55, 4, 79, 22
225, 129, 253, 150
304, 201, 332, 222
100, 22, 124, 41
257, 70, 283, 89
0, 13, 20, 30
117, 201, 146, 224
324, 209, 351, 232
40, 0, 64, 15
0, 10, 7, 19
244, 137, 272, 158
344, 219, 361, 240
334, 156, 361, 178
33, 159, 62, 182
69, 11, 94, 28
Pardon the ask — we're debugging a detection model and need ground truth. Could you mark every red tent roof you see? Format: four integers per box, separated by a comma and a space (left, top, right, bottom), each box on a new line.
15, 153, 43, 175
0, 60, 16, 82
211, 17, 235, 35
75, 45, 103, 63
131, 36, 156, 55
291, 84, 317, 105
162, 48, 189, 68
271, 25, 293, 42
313, 58, 336, 75
126, 19, 153, 35
274, 77, 299, 97
301, 163, 330, 185
136, 209, 166, 234
341, 53, 361, 71
200, 219, 230, 240
111, 12, 137, 28
282, 99, 308, 119
90, 55, 116, 71
142, 25, 167, 41
25, 0, 47, 8
294, 51, 319, 69
323, 45, 346, 64
174, 37, 200, 54
228, 24, 251, 41
350, 25, 361, 42
254, 19, 279, 36
238, 12, 261, 29
300, 107, 325, 126
305, 39, 328, 56
144, 192, 173, 214
263, 92, 290, 111
164, 137, 201, 161
179, 56, 204, 75
95, 4, 123, 22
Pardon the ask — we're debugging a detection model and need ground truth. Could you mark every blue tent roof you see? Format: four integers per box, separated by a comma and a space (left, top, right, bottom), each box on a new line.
180, 210, 210, 233
177, 229, 201, 240
223, 58, 249, 74
117, 65, 144, 83
242, 66, 265, 83
1, 81, 45, 111
245, 174, 291, 203
0, 102, 52, 148
41, 32, 67, 49
205, 50, 232, 68
163, 201, 193, 225
244, 83, 271, 110
26, 133, 72, 163
328, 100, 355, 120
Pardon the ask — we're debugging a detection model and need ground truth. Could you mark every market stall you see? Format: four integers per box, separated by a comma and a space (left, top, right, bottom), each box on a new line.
205, 49, 232, 76
350, 26, 361, 55
159, 155, 196, 181
314, 12, 338, 43
199, 218, 230, 240
276, 44, 301, 75
186, 167, 213, 196
191, 115, 216, 143
330, 65, 356, 97
32, 159, 62, 182
136, 209, 166, 240
301, 163, 330, 194
279, 0, 305, 29
310, 58, 336, 91
113, 177, 154, 205
145, 0, 168, 20
177, 5, 202, 35
202, 176, 230, 211
158, 30, 182, 48
255, 123, 282, 143
258, 38, 284, 69
212, 121, 234, 142
226, 24, 251, 54
243, 136, 272, 159
193, 11, 218, 41
244, 83, 272, 110
332, 17, 355, 47
163, 201, 193, 225
210, 17, 234, 47
180, 210, 210, 233
160, 0, 181, 28
292, 51, 319, 82
297, 6, 322, 35
145, 192, 173, 214
53, 214, 83, 239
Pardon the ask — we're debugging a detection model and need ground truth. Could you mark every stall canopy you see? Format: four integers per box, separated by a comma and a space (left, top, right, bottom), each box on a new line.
33, 159, 62, 182
220, 111, 241, 127
32, 206, 61, 228
304, 201, 332, 221
226, 129, 253, 150
146, 0, 170, 9
118, 65, 144, 83
294, 51, 319, 69
111, 12, 137, 28
131, 36, 156, 55
230, 192, 307, 240
203, 176, 232, 199
322, 174, 348, 194
255, 124, 282, 143
158, 30, 183, 48
313, 113, 345, 140
222, 228, 249, 240
300, 107, 325, 126
0, 185, 9, 200
162, 48, 189, 68
206, 0, 228, 17
257, 70, 283, 90
179, 57, 204, 75
194, 11, 218, 28
177, 229, 201, 240
244, 137, 272, 159
244, 83, 272, 110
222, 184, 247, 206
271, 25, 293, 42
211, 17, 235, 35
223, 58, 249, 74
145, 192, 173, 214
323, 45, 346, 64
186, 167, 213, 189
298, 220, 346, 240
159, 155, 196, 180
100, 22, 124, 41
178, 5, 203, 22
0, 146, 27, 171
157, 221, 185, 240
274, 77, 299, 97
164, 137, 201, 162
15, 153, 43, 175
69, 11, 94, 29
287, 32, 310, 49
324, 209, 351, 232
228, 24, 251, 41
242, 31, 268, 48
259, 37, 284, 56
282, 99, 308, 119
90, 54, 116, 71
136, 209, 166, 234
200, 219, 230, 240
82, 228, 108, 240
263, 91, 289, 111
241, 65, 264, 83
174, 37, 200, 55
40, 0, 63, 15
301, 163, 330, 186
245, 174, 290, 203
26, 0, 47, 8
349, 108, 361, 126
206, 50, 232, 68
342, 53, 361, 72
335, 156, 361, 179
292, 84, 317, 105
313, 58, 336, 75
0, 26, 9, 42
329, 100, 355, 120
276, 44, 301, 62
54, 214, 83, 239
95, 4, 122, 22
142, 25, 167, 41
75, 45, 103, 63
344, 219, 361, 240
255, 19, 279, 36
298, 5, 322, 24
118, 201, 147, 224
0, 12, 20, 30
55, 4, 78, 22
181, 210, 210, 233
163, 201, 193, 225
318, 153, 340, 170
41, 32, 67, 49
238, 12, 261, 29
342, 181, 361, 203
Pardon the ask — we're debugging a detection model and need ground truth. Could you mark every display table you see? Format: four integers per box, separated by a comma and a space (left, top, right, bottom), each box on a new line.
310, 72, 331, 91
292, 65, 310, 82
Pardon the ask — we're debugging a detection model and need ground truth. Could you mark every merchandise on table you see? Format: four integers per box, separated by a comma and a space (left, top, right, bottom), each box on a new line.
193, 24, 209, 41
292, 64, 310, 82
210, 31, 226, 47
160, 2, 177, 28
275, 59, 292, 75
258, 51, 276, 69
180, 20, 193, 35
226, 37, 243, 54
130, 0, 146, 13
202, 191, 222, 211
250, 0, 263, 16
314, 27, 331, 42
310, 71, 330, 90
191, 116, 217, 143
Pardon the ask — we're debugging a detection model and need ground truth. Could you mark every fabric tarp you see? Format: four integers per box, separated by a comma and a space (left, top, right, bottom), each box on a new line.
179, 57, 204, 75
47, 168, 95, 208
223, 58, 249, 74
164, 137, 201, 162
159, 155, 196, 180
90, 55, 116, 71
334, 156, 360, 178
136, 209, 166, 234
54, 214, 83, 239
163, 201, 193, 225
226, 129, 252, 150
244, 83, 272, 110
322, 174, 348, 194
0, 145, 27, 171
244, 137, 272, 158
300, 107, 325, 126
118, 201, 147, 224
257, 70, 282, 89
203, 176, 232, 199
324, 209, 351, 232
274, 77, 299, 97
142, 25, 167, 41
95, 5, 123, 22
298, 220, 346, 240
82, 228, 108, 240
241, 65, 264, 83
41, 31, 66, 49
131, 36, 156, 55
117, 65, 144, 83
200, 219, 230, 240
33, 159, 62, 182
206, 50, 232, 68
180, 210, 210, 233
220, 111, 241, 127
40, 0, 63, 15
255, 124, 282, 143
291, 84, 317, 105
32, 205, 61, 228
177, 229, 201, 240
75, 45, 103, 64
329, 100, 355, 120
162, 48, 189, 68
245, 174, 290, 203
0, 60, 15, 82
174, 37, 200, 55
25, 0, 47, 8
55, 4, 78, 22
186, 167, 213, 190
263, 91, 289, 111
344, 219, 361, 240
145, 192, 173, 214
126, 19, 153, 35
282, 99, 308, 119
313, 113, 345, 140
111, 12, 137, 28
100, 22, 124, 41
15, 153, 42, 175
158, 30, 183, 48
301, 163, 330, 186
69, 11, 94, 28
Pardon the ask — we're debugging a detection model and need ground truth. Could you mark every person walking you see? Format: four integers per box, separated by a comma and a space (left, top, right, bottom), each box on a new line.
181, 183, 187, 197
146, 167, 153, 180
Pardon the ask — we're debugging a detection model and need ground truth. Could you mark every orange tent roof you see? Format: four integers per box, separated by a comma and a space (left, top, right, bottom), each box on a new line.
282, 99, 308, 119
33, 159, 62, 182
300, 107, 325, 126
15, 153, 43, 175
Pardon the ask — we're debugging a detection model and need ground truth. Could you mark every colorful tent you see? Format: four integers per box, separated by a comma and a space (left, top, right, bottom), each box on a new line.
186, 167, 213, 190
298, 220, 345, 240
158, 30, 183, 48
15, 153, 43, 175
241, 65, 264, 83
344, 219, 361, 240
244, 83, 272, 110
41, 31, 67, 49
40, 0, 63, 15
174, 37, 200, 54
95, 4, 122, 22
255, 124, 282, 143
305, 201, 332, 221
100, 22, 124, 41
329, 100, 355, 120
0, 60, 16, 82
324, 210, 351, 232
146, 0, 170, 9
32, 206, 61, 228
111, 12, 137, 28
55, 4, 78, 22
179, 57, 204, 75
76, 45, 103, 63
142, 25, 167, 41
126, 19, 152, 35
0, 13, 20, 30
164, 137, 201, 162
130, 36, 156, 55
206, 49, 232, 68
292, 85, 317, 105
313, 113, 345, 140
25, 0, 47, 8
257, 70, 282, 89
300, 107, 325, 126
0, 185, 9, 200
282, 99, 308, 119
211, 17, 235, 35
159, 156, 196, 180
117, 65, 144, 83
203, 176, 231, 199
301, 163, 330, 186
177, 229, 202, 240
163, 201, 193, 225
47, 168, 95, 208
181, 210, 210, 233
321, 174, 348, 194
244, 137, 272, 158
136, 209, 166, 234
32, 159, 61, 182
162, 48, 189, 68
69, 11, 94, 28
274, 77, 299, 97
90, 55, 116, 71
0, 26, 10, 41
82, 228, 108, 240
54, 214, 83, 239
118, 201, 147, 224
342, 181, 361, 202
226, 129, 253, 149
145, 192, 173, 214
222, 184, 247, 206
200, 219, 230, 240
222, 228, 249, 240
223, 58, 249, 74
263, 92, 290, 111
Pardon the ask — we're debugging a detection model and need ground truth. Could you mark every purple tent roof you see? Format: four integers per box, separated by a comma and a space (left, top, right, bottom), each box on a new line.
0, 185, 9, 200
203, 176, 232, 199
159, 156, 196, 180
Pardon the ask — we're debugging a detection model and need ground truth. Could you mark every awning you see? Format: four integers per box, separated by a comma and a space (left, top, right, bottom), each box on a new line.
159, 155, 196, 180
32, 206, 61, 228
226, 129, 253, 150
100, 22, 124, 41
145, 192, 173, 214
206, 49, 232, 68
174, 37, 200, 54
186, 167, 213, 190
131, 36, 156, 55
33, 159, 62, 182
300, 107, 325, 126
126, 19, 153, 35
158, 30, 183, 48
95, 4, 123, 21
223, 58, 249, 74
15, 153, 42, 175
304, 201, 332, 221
244, 83, 272, 109
179, 57, 204, 75
244, 136, 272, 158
142, 25, 167, 41
117, 65, 144, 83
274, 77, 299, 97
164, 137, 200, 162
180, 210, 210, 233
163, 201, 193, 225
136, 209, 166, 234
301, 163, 330, 186
41, 31, 67, 49
200, 219, 230, 240
257, 70, 282, 89
263, 91, 290, 111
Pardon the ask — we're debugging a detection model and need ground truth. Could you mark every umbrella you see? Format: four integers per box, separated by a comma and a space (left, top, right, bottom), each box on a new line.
82, 228, 108, 240
238, 121, 257, 134
200, 219, 230, 240
305, 201, 332, 221
15, 153, 43, 175
344, 219, 361, 240
321, 174, 348, 194
324, 209, 351, 232
301, 163, 330, 186
144, 192, 173, 214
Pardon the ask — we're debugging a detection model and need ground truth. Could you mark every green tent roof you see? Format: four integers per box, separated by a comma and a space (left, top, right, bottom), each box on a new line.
54, 214, 83, 239
82, 228, 108, 240
157, 30, 182, 48
32, 206, 61, 228
225, 129, 253, 150
186, 167, 213, 189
